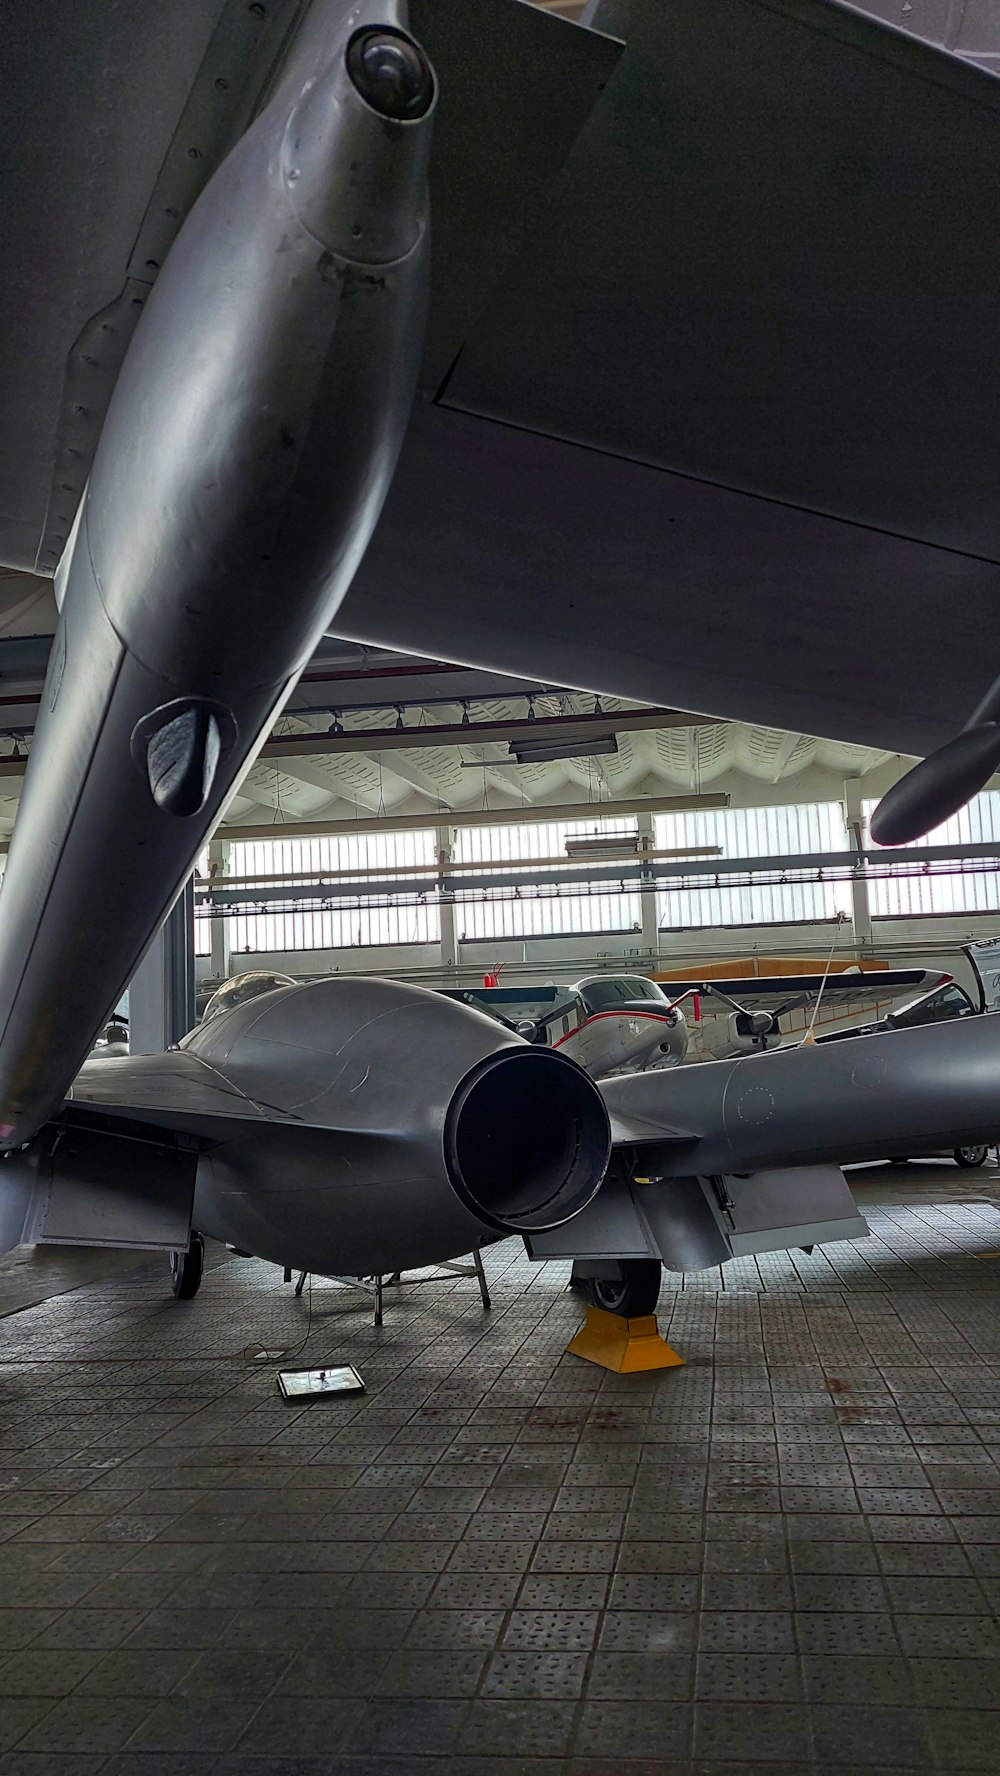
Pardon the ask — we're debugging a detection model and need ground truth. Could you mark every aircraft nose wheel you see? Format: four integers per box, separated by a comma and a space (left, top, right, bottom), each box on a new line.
583, 1258, 661, 1318
169, 1232, 205, 1299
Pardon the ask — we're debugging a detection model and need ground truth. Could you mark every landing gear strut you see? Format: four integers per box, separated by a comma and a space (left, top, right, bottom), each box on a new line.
576, 1258, 662, 1318
169, 1231, 205, 1299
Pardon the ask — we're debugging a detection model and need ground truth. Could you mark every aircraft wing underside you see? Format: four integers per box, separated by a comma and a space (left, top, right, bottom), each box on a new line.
338, 0, 1000, 757
3, 0, 999, 756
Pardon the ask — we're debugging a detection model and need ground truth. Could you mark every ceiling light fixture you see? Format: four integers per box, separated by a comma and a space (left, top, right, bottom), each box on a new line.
509, 734, 618, 765
564, 834, 639, 858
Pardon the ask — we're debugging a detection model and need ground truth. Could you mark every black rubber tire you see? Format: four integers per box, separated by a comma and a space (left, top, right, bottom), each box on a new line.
170, 1232, 205, 1299
585, 1258, 662, 1318
955, 1145, 988, 1169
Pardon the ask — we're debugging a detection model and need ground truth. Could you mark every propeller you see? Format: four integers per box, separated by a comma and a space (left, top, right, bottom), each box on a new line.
700, 982, 776, 1047
871, 674, 1000, 847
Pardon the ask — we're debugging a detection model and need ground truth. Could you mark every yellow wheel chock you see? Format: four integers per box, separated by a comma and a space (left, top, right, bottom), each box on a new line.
567, 1305, 685, 1373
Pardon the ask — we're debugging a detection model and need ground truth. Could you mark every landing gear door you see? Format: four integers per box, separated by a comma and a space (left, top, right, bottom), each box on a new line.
700, 1164, 869, 1258
17, 1122, 197, 1251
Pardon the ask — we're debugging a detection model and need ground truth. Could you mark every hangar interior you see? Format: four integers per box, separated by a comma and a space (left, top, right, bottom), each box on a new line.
3, 0, 1000, 1773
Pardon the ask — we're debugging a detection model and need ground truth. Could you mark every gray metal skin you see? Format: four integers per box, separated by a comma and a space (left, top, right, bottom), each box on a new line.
600, 1013, 1000, 1177
37, 978, 612, 1276
8, 0, 1000, 760
0, 0, 434, 1148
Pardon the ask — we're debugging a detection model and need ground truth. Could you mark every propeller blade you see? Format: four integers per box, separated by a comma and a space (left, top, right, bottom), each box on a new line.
870, 723, 1000, 847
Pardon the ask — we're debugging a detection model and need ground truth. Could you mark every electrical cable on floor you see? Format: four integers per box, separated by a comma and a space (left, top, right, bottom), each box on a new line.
243, 1270, 315, 1364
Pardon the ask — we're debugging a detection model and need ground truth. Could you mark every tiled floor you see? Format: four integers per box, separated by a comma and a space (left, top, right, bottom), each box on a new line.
2, 1159, 1000, 1774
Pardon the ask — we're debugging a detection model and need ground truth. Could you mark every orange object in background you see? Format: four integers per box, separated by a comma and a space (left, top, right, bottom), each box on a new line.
652, 955, 891, 983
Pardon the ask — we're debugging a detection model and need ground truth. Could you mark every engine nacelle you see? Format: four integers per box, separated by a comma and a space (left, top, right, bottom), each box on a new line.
187, 978, 612, 1275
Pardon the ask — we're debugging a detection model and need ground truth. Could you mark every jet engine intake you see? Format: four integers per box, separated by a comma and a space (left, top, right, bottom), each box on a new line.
445, 1046, 611, 1233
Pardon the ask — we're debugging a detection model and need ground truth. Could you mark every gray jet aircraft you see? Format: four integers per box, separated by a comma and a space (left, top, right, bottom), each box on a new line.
2, 0, 1000, 1312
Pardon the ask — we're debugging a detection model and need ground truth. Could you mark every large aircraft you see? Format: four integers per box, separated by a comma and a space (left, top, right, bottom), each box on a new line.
2, 0, 999, 1315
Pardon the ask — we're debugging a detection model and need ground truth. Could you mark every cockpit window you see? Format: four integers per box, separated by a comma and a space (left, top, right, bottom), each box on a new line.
891, 983, 973, 1029
579, 980, 629, 1013
580, 976, 659, 1013
623, 976, 660, 1000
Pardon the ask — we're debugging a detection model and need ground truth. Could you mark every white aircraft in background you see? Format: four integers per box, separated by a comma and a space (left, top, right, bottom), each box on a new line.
444, 965, 967, 1075
442, 974, 689, 1080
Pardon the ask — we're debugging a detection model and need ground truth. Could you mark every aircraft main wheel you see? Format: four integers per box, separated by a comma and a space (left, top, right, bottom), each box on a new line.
170, 1232, 205, 1299
955, 1145, 988, 1169
585, 1259, 661, 1318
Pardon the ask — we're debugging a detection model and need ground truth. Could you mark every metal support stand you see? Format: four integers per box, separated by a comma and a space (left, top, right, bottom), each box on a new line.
289, 1248, 491, 1327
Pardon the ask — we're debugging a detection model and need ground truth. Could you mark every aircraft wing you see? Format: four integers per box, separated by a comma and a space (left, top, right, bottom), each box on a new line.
341, 0, 1000, 757
4, 0, 1000, 757
659, 968, 951, 1057
66, 1049, 280, 1142
0, 0, 619, 577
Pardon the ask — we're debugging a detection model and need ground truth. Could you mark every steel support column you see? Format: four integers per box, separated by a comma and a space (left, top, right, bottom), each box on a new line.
637, 811, 660, 955
437, 826, 457, 970
129, 878, 197, 1052
844, 776, 873, 945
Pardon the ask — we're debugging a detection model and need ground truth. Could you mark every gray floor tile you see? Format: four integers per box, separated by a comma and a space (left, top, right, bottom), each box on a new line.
234, 1695, 371, 1755
575, 1699, 692, 1760
694, 1698, 811, 1762
794, 1573, 889, 1611
0, 1650, 103, 1696
173, 1649, 290, 1696
600, 1610, 697, 1652
927, 1704, 1000, 1767
273, 1648, 389, 1696
375, 1650, 486, 1696
404, 1610, 505, 1649
700, 1572, 794, 1610
907, 1655, 1000, 1708
695, 1651, 803, 1701
588, 1648, 696, 1702
802, 1652, 912, 1704
480, 1650, 587, 1698
811, 1702, 932, 1768
6, 1200, 1000, 1776
698, 1611, 796, 1653
0, 1701, 54, 1754
503, 1610, 600, 1650
895, 1613, 1000, 1657
16, 1698, 156, 1755
125, 1697, 259, 1753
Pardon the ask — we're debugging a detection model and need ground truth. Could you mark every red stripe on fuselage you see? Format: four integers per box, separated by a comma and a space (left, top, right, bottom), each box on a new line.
552, 1009, 675, 1049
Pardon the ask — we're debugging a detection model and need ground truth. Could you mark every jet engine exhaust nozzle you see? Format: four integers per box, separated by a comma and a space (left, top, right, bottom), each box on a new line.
445, 1047, 611, 1235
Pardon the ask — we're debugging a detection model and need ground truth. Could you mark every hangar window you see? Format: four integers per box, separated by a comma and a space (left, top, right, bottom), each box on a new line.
654, 803, 850, 929
862, 793, 1000, 917
222, 831, 441, 952
451, 819, 642, 941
